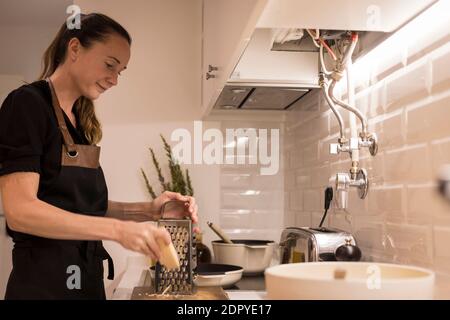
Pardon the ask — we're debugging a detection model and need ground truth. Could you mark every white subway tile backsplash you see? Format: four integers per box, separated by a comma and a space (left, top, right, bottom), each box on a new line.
431, 139, 450, 175
284, 209, 296, 227
347, 189, 369, 216
407, 22, 450, 63
406, 186, 435, 224
353, 217, 388, 252
289, 190, 303, 211
385, 62, 429, 112
285, 170, 296, 189
289, 148, 303, 169
432, 44, 450, 90
251, 209, 281, 229
303, 189, 321, 212
372, 47, 406, 84
359, 154, 385, 186
220, 173, 251, 188
296, 169, 311, 187
368, 186, 403, 216
220, 210, 251, 229
303, 143, 319, 167
385, 222, 434, 265
407, 95, 450, 144
252, 173, 283, 190
382, 111, 405, 150
280, 31, 450, 280
384, 145, 432, 183
369, 82, 386, 117
328, 211, 352, 233
295, 213, 312, 227
434, 226, 450, 259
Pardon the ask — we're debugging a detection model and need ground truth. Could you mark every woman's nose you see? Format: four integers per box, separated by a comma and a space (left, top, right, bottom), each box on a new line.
107, 74, 118, 86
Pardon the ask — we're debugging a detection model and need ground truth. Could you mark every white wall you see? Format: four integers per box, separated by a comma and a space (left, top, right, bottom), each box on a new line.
0, 25, 60, 83
0, 0, 72, 83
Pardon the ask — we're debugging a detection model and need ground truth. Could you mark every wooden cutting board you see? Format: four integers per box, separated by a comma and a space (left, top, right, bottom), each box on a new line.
131, 286, 229, 300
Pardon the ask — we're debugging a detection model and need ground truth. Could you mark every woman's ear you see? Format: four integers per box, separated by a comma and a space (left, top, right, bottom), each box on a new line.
67, 37, 82, 62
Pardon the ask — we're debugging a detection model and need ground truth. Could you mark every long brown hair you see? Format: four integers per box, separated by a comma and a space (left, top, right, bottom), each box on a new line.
39, 13, 131, 145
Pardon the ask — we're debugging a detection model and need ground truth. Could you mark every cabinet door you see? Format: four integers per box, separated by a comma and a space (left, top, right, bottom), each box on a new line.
202, 0, 267, 116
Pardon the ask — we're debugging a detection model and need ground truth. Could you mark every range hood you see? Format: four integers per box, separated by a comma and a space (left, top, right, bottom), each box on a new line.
215, 85, 310, 110
213, 28, 319, 111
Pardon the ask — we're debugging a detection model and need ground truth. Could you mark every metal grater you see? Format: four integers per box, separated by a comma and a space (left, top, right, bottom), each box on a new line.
155, 200, 196, 295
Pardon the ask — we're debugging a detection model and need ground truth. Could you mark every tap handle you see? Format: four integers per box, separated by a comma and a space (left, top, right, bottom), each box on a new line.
330, 143, 340, 155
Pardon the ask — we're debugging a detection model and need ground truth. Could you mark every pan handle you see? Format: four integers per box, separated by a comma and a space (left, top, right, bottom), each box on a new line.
245, 242, 277, 249
245, 245, 270, 249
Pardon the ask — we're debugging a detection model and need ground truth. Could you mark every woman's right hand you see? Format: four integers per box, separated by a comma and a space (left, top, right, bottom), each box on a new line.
115, 221, 171, 261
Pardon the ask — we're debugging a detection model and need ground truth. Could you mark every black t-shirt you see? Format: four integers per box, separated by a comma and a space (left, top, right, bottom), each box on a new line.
0, 79, 89, 193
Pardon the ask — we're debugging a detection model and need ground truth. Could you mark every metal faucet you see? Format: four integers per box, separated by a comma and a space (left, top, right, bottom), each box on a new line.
335, 168, 369, 209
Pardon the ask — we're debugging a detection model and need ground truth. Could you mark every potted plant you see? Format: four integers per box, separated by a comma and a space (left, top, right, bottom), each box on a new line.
141, 134, 194, 199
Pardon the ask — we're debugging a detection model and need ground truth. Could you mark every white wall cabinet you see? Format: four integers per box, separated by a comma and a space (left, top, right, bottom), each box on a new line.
201, 0, 268, 117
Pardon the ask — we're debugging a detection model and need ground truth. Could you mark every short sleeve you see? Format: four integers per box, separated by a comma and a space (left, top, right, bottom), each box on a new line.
0, 87, 50, 176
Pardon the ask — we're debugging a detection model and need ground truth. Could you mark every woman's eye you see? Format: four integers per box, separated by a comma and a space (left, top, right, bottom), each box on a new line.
106, 63, 121, 76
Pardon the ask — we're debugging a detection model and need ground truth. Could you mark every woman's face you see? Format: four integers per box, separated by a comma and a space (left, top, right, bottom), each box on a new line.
68, 32, 131, 100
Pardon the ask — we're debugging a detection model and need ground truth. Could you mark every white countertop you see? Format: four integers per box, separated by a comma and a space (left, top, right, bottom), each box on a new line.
111, 258, 450, 300
110, 257, 266, 300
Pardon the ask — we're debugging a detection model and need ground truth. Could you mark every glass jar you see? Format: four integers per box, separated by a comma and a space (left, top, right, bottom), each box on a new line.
195, 232, 212, 264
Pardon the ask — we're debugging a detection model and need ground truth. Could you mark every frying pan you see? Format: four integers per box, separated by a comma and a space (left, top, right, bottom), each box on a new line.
149, 263, 243, 288
194, 263, 243, 288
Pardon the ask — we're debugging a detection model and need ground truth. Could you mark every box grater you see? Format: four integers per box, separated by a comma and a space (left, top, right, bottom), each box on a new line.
155, 200, 197, 295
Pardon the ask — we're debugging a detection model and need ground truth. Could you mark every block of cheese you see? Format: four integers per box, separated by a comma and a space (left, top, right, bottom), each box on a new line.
157, 239, 180, 270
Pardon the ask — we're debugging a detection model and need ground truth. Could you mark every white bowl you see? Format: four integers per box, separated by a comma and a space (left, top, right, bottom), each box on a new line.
265, 262, 435, 300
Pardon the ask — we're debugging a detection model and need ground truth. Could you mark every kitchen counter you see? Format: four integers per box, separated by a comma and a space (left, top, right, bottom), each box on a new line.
111, 259, 450, 300
110, 258, 266, 300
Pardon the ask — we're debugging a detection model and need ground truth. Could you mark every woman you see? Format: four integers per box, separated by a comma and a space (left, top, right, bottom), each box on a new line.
0, 13, 198, 299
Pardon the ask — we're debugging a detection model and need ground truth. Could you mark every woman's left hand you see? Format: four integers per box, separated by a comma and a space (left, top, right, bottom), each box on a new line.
149, 191, 199, 232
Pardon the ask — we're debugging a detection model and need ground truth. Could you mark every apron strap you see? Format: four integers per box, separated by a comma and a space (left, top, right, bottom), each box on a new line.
45, 78, 77, 154
87, 241, 115, 281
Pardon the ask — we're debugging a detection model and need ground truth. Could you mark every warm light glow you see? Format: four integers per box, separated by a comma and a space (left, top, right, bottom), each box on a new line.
352, 0, 449, 82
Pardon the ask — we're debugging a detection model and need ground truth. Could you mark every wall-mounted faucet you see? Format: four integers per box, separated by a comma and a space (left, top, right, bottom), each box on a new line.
310, 30, 378, 209
335, 169, 369, 209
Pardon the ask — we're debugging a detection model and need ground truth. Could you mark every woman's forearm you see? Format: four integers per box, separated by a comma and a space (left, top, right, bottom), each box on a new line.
8, 198, 121, 241
106, 200, 158, 222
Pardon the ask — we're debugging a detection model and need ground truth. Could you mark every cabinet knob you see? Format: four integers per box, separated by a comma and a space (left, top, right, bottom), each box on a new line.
208, 65, 218, 72
206, 72, 216, 80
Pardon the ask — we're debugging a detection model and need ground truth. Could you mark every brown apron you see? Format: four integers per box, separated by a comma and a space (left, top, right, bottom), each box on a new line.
5, 78, 113, 300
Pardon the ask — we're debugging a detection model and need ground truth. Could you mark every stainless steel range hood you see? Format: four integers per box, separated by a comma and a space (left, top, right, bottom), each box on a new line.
212, 28, 320, 111
214, 85, 310, 110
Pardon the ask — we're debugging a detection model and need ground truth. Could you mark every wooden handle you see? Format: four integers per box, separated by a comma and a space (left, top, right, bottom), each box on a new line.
207, 221, 234, 244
